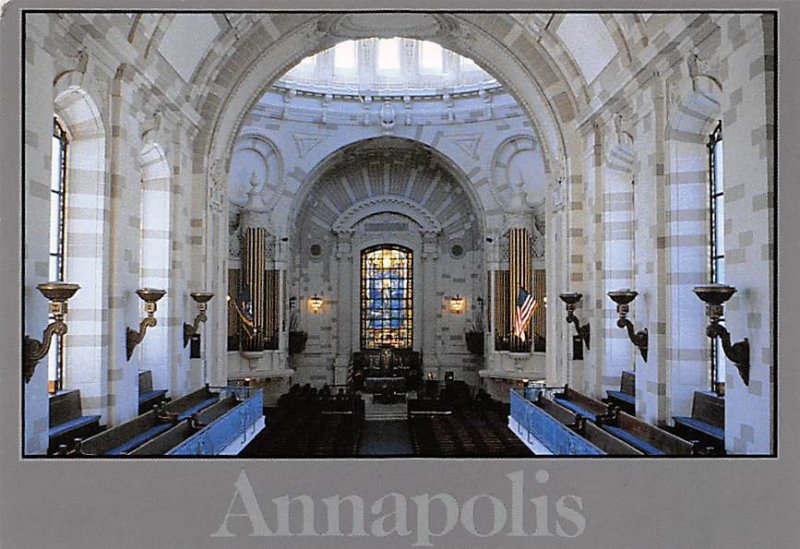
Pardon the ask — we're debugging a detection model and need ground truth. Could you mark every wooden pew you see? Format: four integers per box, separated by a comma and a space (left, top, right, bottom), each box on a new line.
48, 390, 102, 454
597, 407, 702, 456
160, 385, 219, 421
605, 371, 636, 414
74, 408, 178, 456
138, 370, 168, 415
672, 391, 725, 454
130, 396, 240, 456
552, 385, 612, 422
539, 397, 644, 456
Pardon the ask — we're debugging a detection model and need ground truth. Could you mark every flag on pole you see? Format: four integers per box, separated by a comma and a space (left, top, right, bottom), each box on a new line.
514, 287, 537, 341
229, 287, 255, 336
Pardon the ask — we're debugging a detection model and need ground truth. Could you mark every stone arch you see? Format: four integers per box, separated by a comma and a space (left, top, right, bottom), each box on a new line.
197, 13, 571, 185
53, 85, 109, 419
287, 136, 484, 242
332, 196, 442, 235
196, 14, 583, 382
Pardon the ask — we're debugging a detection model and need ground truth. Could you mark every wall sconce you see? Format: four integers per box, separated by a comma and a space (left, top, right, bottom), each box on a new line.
450, 294, 465, 313
607, 289, 649, 362
309, 294, 323, 314
693, 284, 750, 385
558, 292, 591, 350
126, 288, 166, 361
23, 282, 80, 383
183, 291, 214, 347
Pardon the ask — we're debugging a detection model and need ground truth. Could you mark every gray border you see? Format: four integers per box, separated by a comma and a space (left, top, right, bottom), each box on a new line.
2, 1, 798, 547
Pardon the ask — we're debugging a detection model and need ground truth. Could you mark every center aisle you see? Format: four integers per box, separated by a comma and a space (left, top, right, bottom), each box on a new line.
358, 420, 414, 456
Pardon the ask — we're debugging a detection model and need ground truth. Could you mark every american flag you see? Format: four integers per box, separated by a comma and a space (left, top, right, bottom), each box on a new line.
229, 287, 255, 335
513, 287, 537, 341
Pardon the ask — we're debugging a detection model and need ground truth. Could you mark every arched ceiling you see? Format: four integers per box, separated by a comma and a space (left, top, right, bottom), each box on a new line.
290, 137, 484, 245
137, 12, 637, 100
117, 11, 703, 176
124, 13, 657, 141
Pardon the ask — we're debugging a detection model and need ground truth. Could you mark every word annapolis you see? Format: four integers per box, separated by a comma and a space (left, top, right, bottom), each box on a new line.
212, 469, 586, 545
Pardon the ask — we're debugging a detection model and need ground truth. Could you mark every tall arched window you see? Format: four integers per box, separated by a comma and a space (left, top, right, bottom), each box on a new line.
361, 245, 413, 349
708, 121, 725, 390
48, 118, 68, 393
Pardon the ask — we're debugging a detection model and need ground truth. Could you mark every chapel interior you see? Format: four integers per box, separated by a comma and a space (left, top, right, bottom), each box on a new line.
23, 11, 776, 457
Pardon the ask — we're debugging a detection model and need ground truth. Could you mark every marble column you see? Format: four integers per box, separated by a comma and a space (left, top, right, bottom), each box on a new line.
333, 230, 354, 384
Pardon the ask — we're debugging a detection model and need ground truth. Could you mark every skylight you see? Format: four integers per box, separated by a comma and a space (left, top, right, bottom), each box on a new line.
279, 38, 498, 95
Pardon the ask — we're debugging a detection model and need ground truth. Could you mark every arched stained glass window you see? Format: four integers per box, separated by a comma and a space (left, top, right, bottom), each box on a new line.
361, 245, 413, 349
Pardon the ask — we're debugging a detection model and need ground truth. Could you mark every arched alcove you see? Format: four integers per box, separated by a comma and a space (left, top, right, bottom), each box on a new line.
138, 142, 173, 392
53, 85, 109, 420
664, 82, 723, 418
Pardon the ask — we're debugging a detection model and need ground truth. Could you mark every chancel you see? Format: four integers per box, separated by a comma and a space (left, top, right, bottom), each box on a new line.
23, 11, 775, 457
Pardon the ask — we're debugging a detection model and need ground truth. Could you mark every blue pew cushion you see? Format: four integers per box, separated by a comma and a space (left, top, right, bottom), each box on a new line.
673, 416, 724, 441
606, 390, 635, 405
176, 397, 218, 420
49, 415, 101, 439
553, 397, 598, 422
139, 389, 168, 404
602, 425, 665, 456
106, 423, 173, 455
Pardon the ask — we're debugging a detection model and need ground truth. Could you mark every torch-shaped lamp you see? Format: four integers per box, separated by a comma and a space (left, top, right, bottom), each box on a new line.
23, 282, 80, 383
126, 288, 166, 361
693, 284, 750, 385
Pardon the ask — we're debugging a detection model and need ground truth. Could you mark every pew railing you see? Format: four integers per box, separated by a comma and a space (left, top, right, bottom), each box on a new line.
509, 389, 603, 455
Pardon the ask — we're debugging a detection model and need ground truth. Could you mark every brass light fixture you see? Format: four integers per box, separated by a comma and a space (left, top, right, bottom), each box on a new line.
183, 291, 214, 347
558, 292, 591, 350
23, 282, 80, 383
126, 288, 166, 361
693, 284, 750, 385
607, 289, 649, 362
309, 294, 323, 314
450, 294, 464, 313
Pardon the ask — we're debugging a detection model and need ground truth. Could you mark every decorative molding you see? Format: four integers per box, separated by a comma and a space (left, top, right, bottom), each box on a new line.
208, 158, 226, 213
448, 133, 482, 159
332, 195, 442, 234
53, 48, 89, 86
292, 132, 325, 158
490, 134, 545, 211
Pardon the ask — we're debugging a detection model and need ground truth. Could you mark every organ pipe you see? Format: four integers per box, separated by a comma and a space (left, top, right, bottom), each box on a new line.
508, 227, 531, 352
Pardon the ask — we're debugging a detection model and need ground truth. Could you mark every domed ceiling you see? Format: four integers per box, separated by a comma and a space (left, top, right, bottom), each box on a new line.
278, 38, 499, 95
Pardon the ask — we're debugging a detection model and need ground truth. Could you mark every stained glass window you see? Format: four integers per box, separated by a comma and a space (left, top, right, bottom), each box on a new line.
361, 245, 413, 349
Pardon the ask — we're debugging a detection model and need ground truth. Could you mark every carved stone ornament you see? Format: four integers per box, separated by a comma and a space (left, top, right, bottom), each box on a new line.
380, 101, 396, 132
209, 159, 226, 213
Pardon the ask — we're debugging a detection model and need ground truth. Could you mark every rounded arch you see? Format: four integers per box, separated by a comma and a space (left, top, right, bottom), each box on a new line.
664, 82, 723, 417
667, 81, 723, 139
333, 196, 442, 235
286, 136, 485, 241
197, 13, 572, 188
138, 142, 173, 389
52, 85, 109, 417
